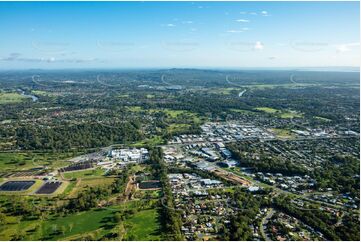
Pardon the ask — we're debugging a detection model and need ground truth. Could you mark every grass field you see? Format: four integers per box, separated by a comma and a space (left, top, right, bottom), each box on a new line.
0, 152, 78, 172
62, 168, 104, 179
123, 209, 162, 240
314, 116, 332, 122
167, 123, 191, 133
127, 106, 143, 112
31, 90, 48, 95
255, 107, 279, 114
62, 180, 77, 196
131, 135, 164, 147
271, 128, 296, 139
68, 177, 116, 197
0, 205, 162, 241
255, 107, 303, 119
279, 112, 303, 119
230, 108, 256, 114
0, 93, 27, 104
146, 94, 155, 98
127, 106, 198, 119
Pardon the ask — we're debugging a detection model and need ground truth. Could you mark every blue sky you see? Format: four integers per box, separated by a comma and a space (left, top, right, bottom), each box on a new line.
0, 1, 359, 69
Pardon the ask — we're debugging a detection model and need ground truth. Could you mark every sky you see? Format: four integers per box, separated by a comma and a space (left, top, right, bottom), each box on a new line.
0, 1, 359, 69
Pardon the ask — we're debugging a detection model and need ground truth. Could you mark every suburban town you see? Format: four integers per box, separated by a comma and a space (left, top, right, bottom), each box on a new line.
0, 1, 359, 241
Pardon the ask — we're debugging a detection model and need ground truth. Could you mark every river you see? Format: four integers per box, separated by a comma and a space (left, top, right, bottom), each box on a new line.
17, 89, 39, 102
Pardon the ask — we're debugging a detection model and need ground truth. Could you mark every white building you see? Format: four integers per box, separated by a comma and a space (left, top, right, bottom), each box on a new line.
110, 148, 149, 163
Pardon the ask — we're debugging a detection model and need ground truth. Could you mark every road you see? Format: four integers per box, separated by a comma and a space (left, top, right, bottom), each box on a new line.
260, 208, 275, 241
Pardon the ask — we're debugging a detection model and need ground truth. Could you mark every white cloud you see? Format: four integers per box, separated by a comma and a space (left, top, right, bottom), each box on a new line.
236, 19, 250, 23
261, 11, 270, 16
336, 42, 359, 53
240, 11, 247, 14
254, 41, 264, 50
166, 23, 176, 27
0, 53, 98, 63
182, 21, 193, 24
227, 30, 243, 33
242, 27, 250, 31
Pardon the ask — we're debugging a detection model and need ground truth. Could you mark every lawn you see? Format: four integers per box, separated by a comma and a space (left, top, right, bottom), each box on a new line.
148, 108, 190, 118
31, 90, 48, 95
230, 108, 256, 114
123, 209, 162, 241
255, 107, 279, 114
0, 93, 27, 104
127, 106, 143, 112
0, 208, 117, 240
279, 112, 303, 119
167, 123, 191, 133
1, 207, 162, 240
131, 135, 164, 147
255, 107, 303, 119
62, 168, 105, 180
146, 94, 155, 98
0, 152, 78, 172
68, 177, 116, 197
271, 128, 296, 139
128, 106, 197, 119
42, 208, 116, 240
0, 153, 37, 171
62, 180, 77, 196
314, 116, 332, 122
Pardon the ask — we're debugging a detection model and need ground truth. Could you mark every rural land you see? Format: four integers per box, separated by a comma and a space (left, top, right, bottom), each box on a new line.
0, 69, 359, 241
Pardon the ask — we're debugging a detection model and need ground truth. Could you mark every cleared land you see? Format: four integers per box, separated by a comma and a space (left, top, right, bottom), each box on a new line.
0, 93, 27, 104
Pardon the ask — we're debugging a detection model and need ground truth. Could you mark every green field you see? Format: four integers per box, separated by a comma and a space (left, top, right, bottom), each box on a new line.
62, 168, 105, 179
230, 108, 256, 114
314, 116, 332, 122
167, 123, 191, 133
0, 93, 27, 104
123, 209, 162, 240
0, 205, 162, 241
271, 128, 296, 139
0, 152, 78, 171
255, 107, 303, 119
131, 135, 164, 147
31, 90, 54, 96
127, 106, 143, 112
146, 94, 155, 99
255, 107, 279, 114
0, 208, 115, 240
279, 112, 303, 119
